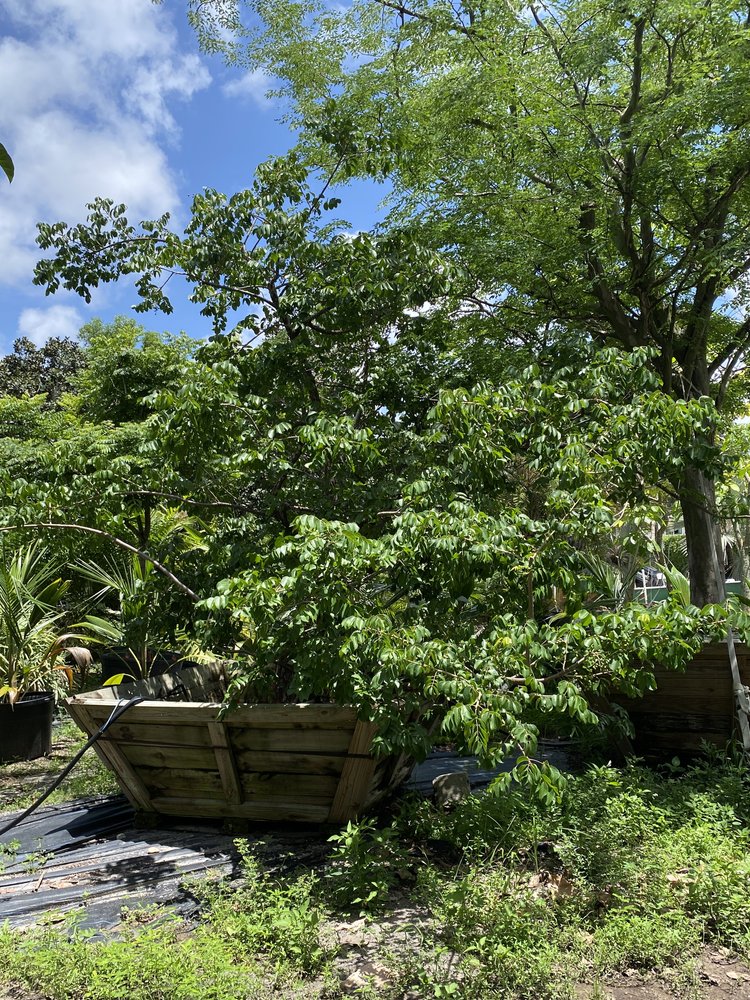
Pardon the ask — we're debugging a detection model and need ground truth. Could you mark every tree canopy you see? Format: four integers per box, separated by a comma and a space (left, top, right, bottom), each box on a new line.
181, 0, 750, 605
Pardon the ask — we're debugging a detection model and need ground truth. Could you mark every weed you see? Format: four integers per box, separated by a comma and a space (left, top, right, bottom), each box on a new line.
3, 756, 750, 999
324, 817, 411, 913
0, 838, 20, 873
196, 839, 331, 975
404, 863, 577, 999
0, 841, 333, 999
0, 910, 272, 1000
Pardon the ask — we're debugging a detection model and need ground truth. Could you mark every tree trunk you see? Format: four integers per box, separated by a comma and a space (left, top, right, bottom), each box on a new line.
678, 466, 724, 606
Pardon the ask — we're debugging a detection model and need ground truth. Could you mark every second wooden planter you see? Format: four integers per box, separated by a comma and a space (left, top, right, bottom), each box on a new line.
616, 641, 750, 754
66, 665, 412, 824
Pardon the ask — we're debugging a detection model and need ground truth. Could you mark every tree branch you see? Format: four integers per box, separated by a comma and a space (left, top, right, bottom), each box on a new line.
0, 523, 199, 601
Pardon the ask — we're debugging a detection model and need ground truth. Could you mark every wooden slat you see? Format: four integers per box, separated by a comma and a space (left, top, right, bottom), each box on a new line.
77, 700, 358, 729
139, 766, 225, 797
223, 704, 358, 730
208, 721, 243, 806
231, 727, 353, 754
93, 662, 227, 702
120, 737, 346, 777
149, 795, 331, 824
234, 749, 346, 777
640, 732, 728, 751
328, 720, 378, 823
97, 722, 213, 748
123, 744, 217, 770
66, 703, 155, 813
81, 702, 223, 725
627, 711, 731, 733
241, 772, 338, 800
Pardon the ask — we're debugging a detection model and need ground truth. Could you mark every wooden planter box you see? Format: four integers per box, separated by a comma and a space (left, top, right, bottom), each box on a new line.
66, 665, 412, 824
616, 642, 750, 754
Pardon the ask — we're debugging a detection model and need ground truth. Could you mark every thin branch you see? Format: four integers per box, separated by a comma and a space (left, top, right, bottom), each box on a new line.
0, 523, 199, 602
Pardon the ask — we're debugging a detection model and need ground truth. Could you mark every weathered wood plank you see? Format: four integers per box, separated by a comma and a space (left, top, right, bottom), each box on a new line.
149, 795, 331, 823
233, 749, 346, 777
139, 767, 225, 797
123, 743, 360, 782
625, 711, 731, 733
241, 772, 338, 800
208, 721, 243, 806
105, 663, 227, 702
81, 702, 223, 725
328, 720, 378, 823
67, 703, 155, 813
123, 744, 217, 770
78, 700, 359, 728
97, 722, 213, 748
231, 727, 353, 754
223, 704, 358, 730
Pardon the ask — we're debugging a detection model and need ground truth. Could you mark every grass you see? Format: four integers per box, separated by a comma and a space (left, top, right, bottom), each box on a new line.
2, 731, 750, 998
0, 714, 119, 814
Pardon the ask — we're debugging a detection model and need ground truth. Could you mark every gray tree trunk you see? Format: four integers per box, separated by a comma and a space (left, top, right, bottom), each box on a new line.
679, 466, 724, 607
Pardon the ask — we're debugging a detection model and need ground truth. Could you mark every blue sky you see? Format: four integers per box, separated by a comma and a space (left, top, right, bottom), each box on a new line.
0, 0, 385, 353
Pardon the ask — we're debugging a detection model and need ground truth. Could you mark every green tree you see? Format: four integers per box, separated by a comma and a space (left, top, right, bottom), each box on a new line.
74, 316, 196, 424
0, 320, 204, 646
187, 0, 750, 606
0, 336, 85, 405
25, 154, 734, 764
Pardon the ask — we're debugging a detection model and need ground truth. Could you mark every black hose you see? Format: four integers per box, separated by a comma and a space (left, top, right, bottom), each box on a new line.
0, 695, 146, 838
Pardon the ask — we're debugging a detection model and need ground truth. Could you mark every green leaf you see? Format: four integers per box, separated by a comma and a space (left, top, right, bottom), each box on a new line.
0, 142, 13, 183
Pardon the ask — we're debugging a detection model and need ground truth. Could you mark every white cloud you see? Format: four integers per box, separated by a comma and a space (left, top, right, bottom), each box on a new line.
0, 0, 211, 288
222, 70, 275, 109
17, 304, 84, 346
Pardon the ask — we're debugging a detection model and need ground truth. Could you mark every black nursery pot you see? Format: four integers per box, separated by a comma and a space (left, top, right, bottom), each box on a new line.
0, 692, 54, 763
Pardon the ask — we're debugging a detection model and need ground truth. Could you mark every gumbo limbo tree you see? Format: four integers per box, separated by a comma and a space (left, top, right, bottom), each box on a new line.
30, 157, 730, 773
187, 0, 750, 605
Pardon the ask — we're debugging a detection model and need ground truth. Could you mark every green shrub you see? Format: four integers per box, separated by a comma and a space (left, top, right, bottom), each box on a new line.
197, 839, 330, 974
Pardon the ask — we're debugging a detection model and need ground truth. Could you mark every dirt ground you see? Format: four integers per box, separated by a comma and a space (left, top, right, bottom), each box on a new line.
574, 948, 750, 999
0, 719, 117, 814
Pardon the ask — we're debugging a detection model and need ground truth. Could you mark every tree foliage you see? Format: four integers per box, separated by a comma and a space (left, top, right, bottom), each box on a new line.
188, 0, 750, 606
0, 336, 85, 405
20, 34, 750, 772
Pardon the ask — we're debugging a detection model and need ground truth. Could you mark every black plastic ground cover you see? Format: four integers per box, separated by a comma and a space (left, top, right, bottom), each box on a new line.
0, 795, 240, 931
0, 748, 579, 932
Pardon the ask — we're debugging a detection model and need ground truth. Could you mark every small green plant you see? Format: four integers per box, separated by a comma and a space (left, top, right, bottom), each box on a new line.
325, 817, 411, 913
407, 864, 577, 999
0, 908, 272, 1000
0, 838, 20, 874
197, 839, 331, 975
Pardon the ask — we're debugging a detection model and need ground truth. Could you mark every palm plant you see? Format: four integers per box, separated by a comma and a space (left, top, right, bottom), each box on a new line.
579, 553, 641, 611
76, 556, 153, 667
0, 544, 90, 703
76, 508, 208, 678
